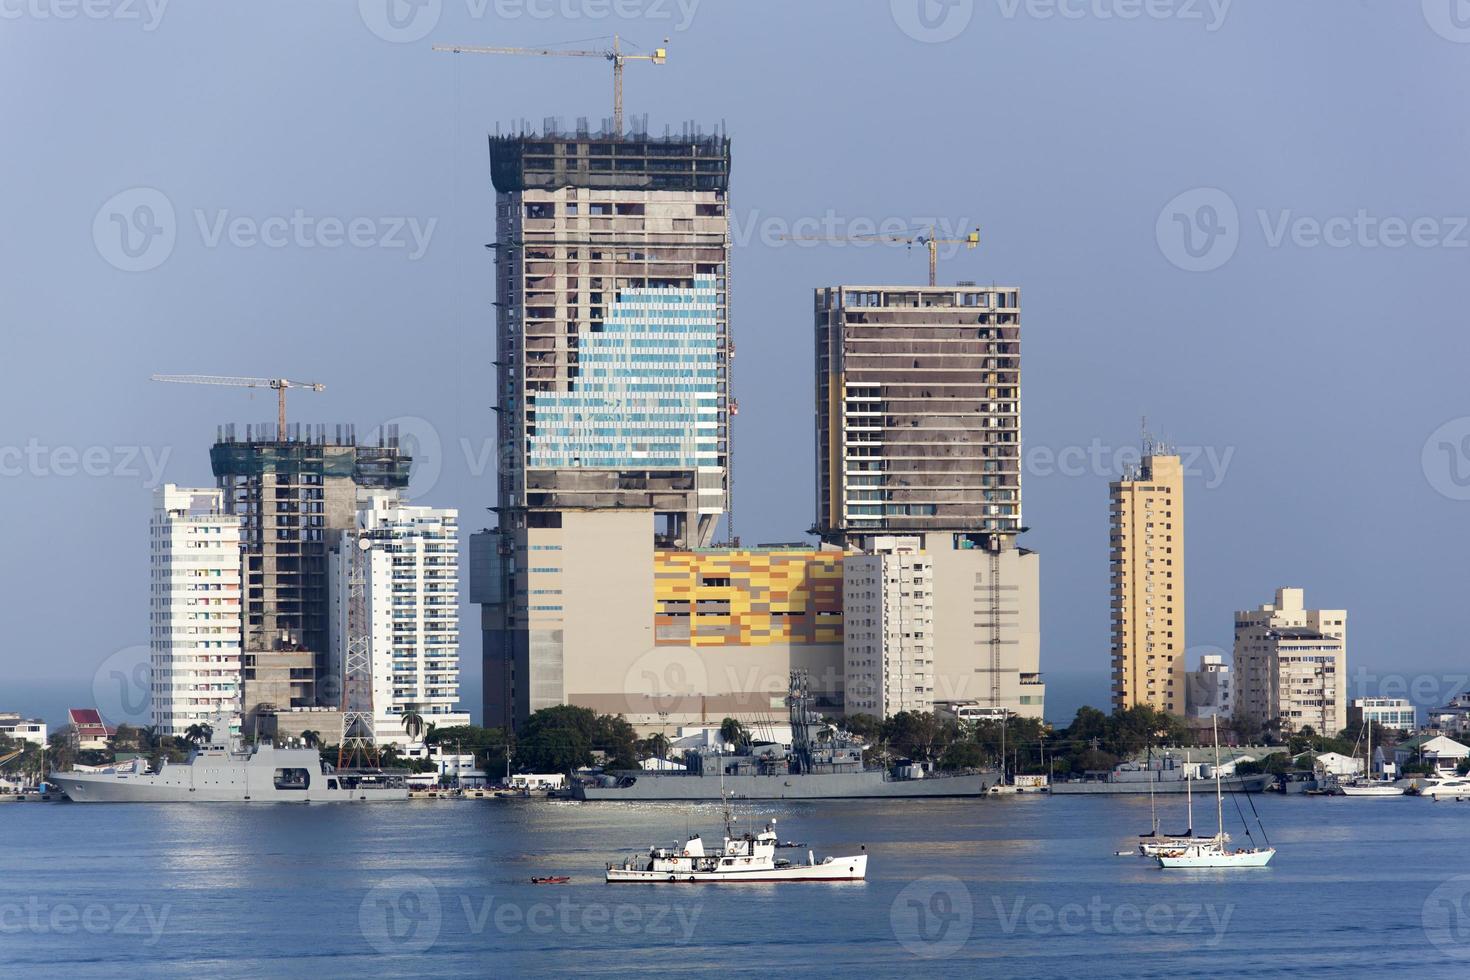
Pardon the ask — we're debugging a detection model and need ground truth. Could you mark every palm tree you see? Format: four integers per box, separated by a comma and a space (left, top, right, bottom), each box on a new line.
301, 730, 321, 749
643, 733, 671, 761
400, 710, 425, 743
719, 718, 749, 749
183, 723, 213, 747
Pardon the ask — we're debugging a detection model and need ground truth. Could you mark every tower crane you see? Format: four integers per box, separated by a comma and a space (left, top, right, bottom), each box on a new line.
151, 375, 325, 437
777, 225, 980, 286
432, 34, 668, 136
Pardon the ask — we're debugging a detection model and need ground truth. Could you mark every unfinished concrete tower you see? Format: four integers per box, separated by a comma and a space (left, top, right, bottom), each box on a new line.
210, 423, 410, 726
476, 122, 733, 729
815, 284, 1044, 720
488, 123, 732, 547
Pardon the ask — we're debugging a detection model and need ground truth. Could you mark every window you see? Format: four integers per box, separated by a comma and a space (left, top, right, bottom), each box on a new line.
273, 768, 310, 791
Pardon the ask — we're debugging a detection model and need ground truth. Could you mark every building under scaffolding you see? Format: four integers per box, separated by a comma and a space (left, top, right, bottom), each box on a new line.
210, 424, 410, 727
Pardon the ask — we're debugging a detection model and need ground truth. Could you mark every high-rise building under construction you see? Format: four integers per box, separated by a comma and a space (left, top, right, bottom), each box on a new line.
488, 124, 732, 547
209, 423, 410, 726
476, 123, 733, 728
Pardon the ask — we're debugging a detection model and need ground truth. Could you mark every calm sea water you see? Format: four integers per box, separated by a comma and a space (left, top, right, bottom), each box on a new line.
5, 793, 1470, 978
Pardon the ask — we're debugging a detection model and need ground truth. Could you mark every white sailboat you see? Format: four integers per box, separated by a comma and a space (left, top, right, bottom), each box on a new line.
1157, 717, 1275, 869
1137, 749, 1229, 856
1339, 720, 1405, 797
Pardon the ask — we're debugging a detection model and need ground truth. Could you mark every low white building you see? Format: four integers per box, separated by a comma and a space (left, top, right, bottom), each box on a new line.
1395, 734, 1470, 776
331, 493, 470, 749
1349, 698, 1416, 732
0, 714, 46, 746
1312, 751, 1363, 778
149, 485, 244, 736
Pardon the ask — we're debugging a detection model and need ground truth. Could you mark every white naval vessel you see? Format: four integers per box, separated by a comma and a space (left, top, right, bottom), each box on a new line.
50, 732, 407, 803
606, 815, 867, 883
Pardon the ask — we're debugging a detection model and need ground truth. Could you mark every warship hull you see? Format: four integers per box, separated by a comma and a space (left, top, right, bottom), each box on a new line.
577, 769, 1000, 801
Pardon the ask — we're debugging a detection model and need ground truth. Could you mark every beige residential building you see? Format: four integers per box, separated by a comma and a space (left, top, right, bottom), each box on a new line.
1109, 451, 1185, 714
843, 537, 935, 718
1234, 587, 1347, 735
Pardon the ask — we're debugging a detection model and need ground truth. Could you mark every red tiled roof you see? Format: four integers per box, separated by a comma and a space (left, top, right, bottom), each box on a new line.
68, 709, 116, 735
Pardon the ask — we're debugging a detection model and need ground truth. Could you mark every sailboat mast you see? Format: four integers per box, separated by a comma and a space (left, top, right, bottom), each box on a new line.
1186, 747, 1193, 835
1213, 715, 1224, 843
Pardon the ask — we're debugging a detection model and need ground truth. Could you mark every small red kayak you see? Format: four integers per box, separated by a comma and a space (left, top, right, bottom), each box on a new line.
531, 876, 570, 885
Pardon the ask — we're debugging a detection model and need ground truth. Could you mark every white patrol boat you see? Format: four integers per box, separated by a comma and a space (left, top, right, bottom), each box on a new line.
50, 731, 407, 804
606, 813, 867, 884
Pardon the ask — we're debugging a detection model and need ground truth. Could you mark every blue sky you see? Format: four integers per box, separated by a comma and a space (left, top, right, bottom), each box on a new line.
5, 1, 1470, 727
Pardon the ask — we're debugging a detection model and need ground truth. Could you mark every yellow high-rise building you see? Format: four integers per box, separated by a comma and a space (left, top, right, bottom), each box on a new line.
1110, 451, 1185, 714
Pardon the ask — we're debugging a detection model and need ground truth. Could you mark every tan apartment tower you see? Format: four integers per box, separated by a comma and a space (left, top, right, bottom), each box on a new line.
1234, 587, 1347, 735
1109, 448, 1185, 714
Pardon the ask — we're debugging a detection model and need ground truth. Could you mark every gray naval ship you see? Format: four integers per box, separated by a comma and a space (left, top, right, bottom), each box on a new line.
51, 728, 408, 803
1050, 753, 1272, 795
576, 673, 1001, 801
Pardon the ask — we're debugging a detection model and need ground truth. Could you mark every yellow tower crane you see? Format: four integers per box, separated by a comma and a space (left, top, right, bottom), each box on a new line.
432, 34, 668, 136
777, 225, 981, 286
151, 375, 326, 437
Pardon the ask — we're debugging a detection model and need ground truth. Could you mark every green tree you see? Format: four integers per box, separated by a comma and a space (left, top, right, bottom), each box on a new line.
301, 730, 321, 749
718, 718, 751, 749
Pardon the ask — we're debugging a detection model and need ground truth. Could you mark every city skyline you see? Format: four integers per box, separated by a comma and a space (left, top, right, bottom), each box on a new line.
7, 3, 1470, 728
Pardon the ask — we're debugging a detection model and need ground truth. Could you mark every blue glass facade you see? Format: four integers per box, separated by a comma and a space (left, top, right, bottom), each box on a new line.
528, 277, 721, 469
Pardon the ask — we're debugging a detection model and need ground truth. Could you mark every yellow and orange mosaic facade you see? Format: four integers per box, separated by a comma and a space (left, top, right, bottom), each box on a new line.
654, 549, 844, 647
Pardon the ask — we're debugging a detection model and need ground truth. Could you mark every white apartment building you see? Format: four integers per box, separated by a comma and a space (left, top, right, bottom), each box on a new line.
149, 485, 244, 736
843, 537, 935, 718
1234, 587, 1347, 735
333, 493, 469, 747
0, 713, 47, 746
1349, 698, 1417, 732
